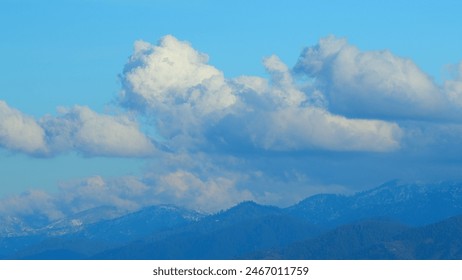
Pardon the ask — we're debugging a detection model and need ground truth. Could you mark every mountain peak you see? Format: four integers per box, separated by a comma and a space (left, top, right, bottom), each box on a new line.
286, 181, 462, 227
210, 201, 281, 223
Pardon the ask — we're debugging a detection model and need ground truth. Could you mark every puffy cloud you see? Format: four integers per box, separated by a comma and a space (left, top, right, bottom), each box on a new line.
0, 166, 254, 220
0, 175, 153, 222
120, 35, 236, 115
13, 34, 462, 217
119, 35, 239, 149
41, 106, 156, 157
250, 107, 402, 152
120, 36, 402, 153
0, 176, 149, 223
294, 36, 446, 120
262, 55, 307, 107
236, 55, 401, 152
0, 189, 63, 221
150, 170, 253, 212
0, 102, 155, 157
0, 101, 47, 154
57, 176, 147, 214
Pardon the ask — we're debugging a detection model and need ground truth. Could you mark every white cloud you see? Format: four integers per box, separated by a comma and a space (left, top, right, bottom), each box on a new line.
250, 107, 402, 152
120, 35, 236, 114
119, 35, 239, 148
262, 55, 307, 107
0, 166, 254, 220
294, 36, 446, 120
41, 106, 156, 157
0, 176, 151, 222
0, 189, 63, 221
0, 102, 155, 157
152, 170, 253, 212
0, 101, 47, 154
9, 35, 454, 217
57, 176, 146, 214
120, 36, 402, 153
237, 55, 401, 152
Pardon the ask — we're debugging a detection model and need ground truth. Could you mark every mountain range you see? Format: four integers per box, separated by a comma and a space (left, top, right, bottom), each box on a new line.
1, 181, 462, 259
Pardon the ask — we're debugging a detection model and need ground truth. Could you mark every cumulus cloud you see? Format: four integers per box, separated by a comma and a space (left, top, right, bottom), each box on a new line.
294, 36, 446, 120
250, 107, 402, 152
0, 102, 155, 157
57, 176, 148, 214
261, 55, 307, 107
0, 189, 63, 221
120, 36, 236, 138
11, 34, 462, 217
41, 106, 156, 157
118, 35, 242, 152
2, 36, 406, 158
0, 101, 47, 154
148, 170, 253, 212
0, 166, 254, 221
120, 35, 402, 153
0, 176, 149, 222
85, 35, 462, 213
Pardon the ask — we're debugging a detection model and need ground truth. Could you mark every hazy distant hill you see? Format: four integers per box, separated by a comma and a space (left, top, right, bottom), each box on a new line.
94, 202, 320, 259
2, 182, 462, 259
251, 215, 462, 260
4, 205, 204, 259
248, 219, 410, 259
366, 215, 462, 259
286, 181, 462, 227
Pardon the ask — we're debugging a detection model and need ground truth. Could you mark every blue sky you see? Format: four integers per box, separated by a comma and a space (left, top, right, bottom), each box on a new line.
1, 0, 462, 217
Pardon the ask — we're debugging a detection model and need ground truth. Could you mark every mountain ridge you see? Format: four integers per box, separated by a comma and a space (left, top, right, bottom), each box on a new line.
2, 181, 462, 259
